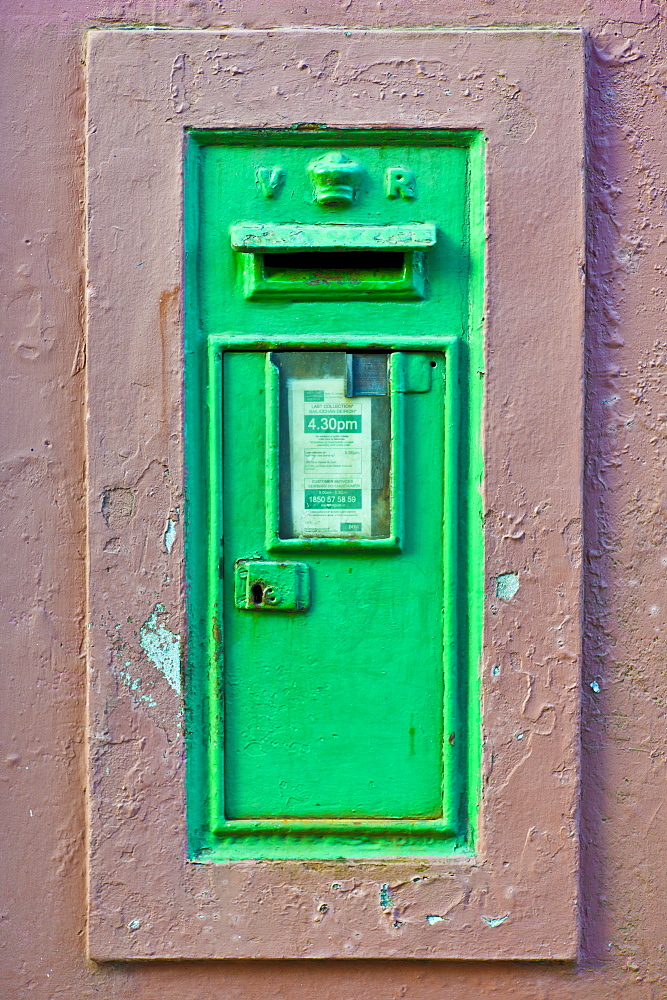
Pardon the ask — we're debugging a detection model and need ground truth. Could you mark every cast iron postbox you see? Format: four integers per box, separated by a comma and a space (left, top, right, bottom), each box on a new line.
185, 129, 485, 860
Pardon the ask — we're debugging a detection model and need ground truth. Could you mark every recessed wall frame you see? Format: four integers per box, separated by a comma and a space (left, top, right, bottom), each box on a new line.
86, 27, 584, 961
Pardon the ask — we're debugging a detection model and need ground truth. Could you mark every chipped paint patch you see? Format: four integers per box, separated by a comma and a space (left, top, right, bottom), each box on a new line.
496, 572, 519, 601
101, 486, 135, 530
140, 603, 181, 694
426, 914, 445, 925
114, 649, 158, 708
162, 517, 177, 553
482, 913, 509, 927
118, 668, 157, 708
380, 883, 394, 909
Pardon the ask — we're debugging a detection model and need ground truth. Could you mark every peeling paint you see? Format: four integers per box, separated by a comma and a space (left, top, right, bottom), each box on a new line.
426, 914, 445, 925
140, 603, 181, 694
379, 883, 394, 909
118, 668, 157, 708
162, 517, 177, 553
482, 914, 510, 928
491, 72, 537, 143
101, 486, 135, 530
496, 572, 519, 601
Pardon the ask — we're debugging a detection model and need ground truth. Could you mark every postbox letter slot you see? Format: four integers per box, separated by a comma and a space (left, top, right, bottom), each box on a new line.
231, 223, 434, 301
262, 249, 405, 272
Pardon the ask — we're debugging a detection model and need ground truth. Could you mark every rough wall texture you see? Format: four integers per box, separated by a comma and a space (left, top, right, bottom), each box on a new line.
0, 0, 666, 997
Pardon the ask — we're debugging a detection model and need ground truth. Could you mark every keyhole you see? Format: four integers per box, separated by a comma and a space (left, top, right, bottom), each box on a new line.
250, 581, 264, 605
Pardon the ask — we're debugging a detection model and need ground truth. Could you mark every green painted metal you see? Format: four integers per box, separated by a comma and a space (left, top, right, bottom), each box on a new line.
234, 559, 310, 612
230, 222, 437, 249
237, 248, 427, 301
231, 224, 434, 301
184, 129, 485, 861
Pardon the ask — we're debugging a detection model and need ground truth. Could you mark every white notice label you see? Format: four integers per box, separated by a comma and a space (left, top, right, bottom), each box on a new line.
287, 377, 372, 538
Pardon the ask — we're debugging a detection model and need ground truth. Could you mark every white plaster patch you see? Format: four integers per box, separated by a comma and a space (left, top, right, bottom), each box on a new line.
163, 517, 177, 553
140, 602, 182, 694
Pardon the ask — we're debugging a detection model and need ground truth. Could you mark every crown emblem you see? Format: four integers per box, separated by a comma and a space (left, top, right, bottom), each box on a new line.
307, 152, 363, 207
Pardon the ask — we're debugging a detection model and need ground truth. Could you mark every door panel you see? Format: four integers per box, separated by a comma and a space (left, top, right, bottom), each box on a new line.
221, 350, 446, 820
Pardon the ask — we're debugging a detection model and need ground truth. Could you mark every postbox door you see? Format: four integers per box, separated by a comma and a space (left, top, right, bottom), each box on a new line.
218, 348, 447, 822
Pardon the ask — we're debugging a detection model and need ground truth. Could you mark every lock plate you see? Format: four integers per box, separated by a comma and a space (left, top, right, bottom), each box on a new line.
234, 559, 310, 611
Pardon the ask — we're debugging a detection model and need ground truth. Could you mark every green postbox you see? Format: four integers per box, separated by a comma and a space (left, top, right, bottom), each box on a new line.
185, 130, 485, 860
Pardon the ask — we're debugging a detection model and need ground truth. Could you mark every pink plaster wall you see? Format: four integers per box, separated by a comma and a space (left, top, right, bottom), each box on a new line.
1, 1, 666, 997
